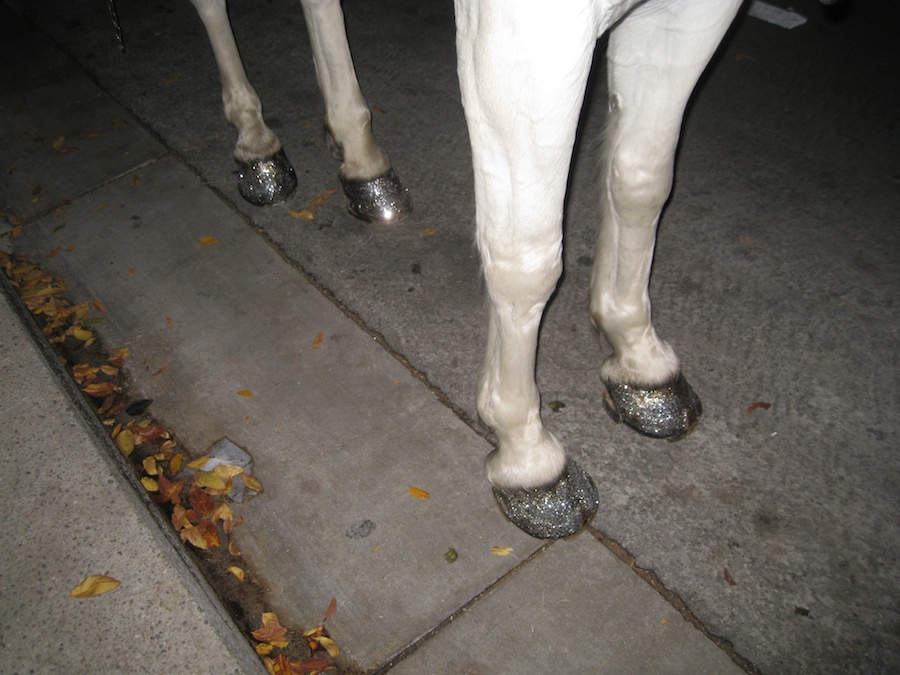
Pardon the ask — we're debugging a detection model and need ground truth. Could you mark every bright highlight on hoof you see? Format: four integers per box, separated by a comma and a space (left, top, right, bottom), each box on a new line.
234, 148, 298, 206
492, 460, 599, 539
603, 374, 702, 440
340, 169, 412, 223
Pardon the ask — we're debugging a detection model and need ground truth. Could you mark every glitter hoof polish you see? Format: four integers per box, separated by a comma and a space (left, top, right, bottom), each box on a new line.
340, 169, 412, 223
602, 374, 702, 440
492, 460, 599, 539
234, 148, 298, 206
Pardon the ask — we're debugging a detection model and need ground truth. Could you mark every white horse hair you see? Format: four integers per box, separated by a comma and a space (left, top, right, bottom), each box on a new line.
189, 0, 744, 537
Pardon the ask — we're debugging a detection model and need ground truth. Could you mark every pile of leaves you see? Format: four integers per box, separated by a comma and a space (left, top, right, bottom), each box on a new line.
0, 248, 341, 674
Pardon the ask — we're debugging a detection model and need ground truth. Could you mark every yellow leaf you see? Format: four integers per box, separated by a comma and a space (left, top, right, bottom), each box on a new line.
193, 471, 226, 491
289, 209, 314, 220
318, 636, 340, 657
491, 546, 514, 556
116, 429, 135, 457
141, 476, 159, 492
212, 464, 244, 480
186, 455, 209, 470
421, 228, 438, 236
142, 456, 158, 476
312, 332, 324, 349
70, 575, 121, 598
70, 326, 93, 341
199, 236, 220, 245
228, 566, 245, 581
255, 643, 274, 655
236, 389, 254, 397
242, 474, 263, 492
409, 486, 430, 500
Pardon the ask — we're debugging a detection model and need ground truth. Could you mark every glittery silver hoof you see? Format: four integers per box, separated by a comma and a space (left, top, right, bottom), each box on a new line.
340, 169, 412, 223
603, 374, 702, 440
492, 460, 599, 539
234, 148, 297, 206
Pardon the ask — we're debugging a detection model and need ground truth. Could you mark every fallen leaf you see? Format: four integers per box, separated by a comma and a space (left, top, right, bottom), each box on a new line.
491, 546, 513, 556
409, 486, 430, 500
142, 456, 158, 476
371, 105, 386, 114
186, 455, 210, 470
317, 636, 339, 658
199, 236, 220, 245
92, 299, 106, 313
83, 381, 121, 398
70, 575, 121, 598
253, 612, 289, 648
745, 401, 772, 414
236, 389, 254, 397
242, 474, 263, 493
444, 547, 459, 563
116, 429, 135, 457
312, 332, 324, 349
421, 228, 438, 236
212, 464, 244, 480
292, 658, 332, 674
193, 470, 226, 491
323, 597, 337, 621
45, 245, 62, 258
289, 209, 314, 220
132, 175, 141, 188
228, 566, 245, 582
51, 136, 65, 150
256, 643, 275, 656
724, 567, 737, 586
141, 476, 159, 492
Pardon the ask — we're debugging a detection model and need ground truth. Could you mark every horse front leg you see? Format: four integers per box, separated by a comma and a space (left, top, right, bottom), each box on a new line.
590, 0, 742, 439
301, 0, 411, 222
190, 0, 297, 205
456, 0, 599, 538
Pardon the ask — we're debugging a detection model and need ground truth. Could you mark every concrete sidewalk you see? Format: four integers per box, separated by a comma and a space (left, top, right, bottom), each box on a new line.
0, 2, 744, 674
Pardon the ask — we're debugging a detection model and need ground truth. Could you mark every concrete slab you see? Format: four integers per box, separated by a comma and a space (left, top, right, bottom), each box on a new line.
392, 536, 742, 674
0, 282, 262, 674
0, 5, 164, 220
12, 155, 543, 670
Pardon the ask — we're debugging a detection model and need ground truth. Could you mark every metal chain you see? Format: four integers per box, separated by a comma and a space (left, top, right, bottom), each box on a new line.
106, 0, 126, 53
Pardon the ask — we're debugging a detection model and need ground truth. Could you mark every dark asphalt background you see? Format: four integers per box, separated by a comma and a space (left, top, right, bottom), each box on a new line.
4, 0, 898, 671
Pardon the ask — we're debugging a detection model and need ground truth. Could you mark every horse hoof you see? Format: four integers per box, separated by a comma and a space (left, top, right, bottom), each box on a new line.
492, 460, 599, 539
340, 168, 412, 223
234, 148, 298, 206
603, 374, 702, 440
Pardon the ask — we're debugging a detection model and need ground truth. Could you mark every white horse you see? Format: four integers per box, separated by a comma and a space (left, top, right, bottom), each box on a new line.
189, 0, 744, 538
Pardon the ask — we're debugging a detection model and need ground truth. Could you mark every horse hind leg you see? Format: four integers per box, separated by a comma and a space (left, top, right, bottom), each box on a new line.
590, 0, 742, 439
190, 0, 297, 205
301, 0, 411, 222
